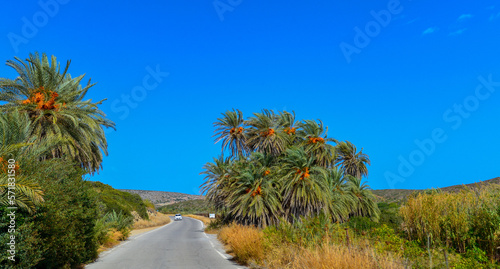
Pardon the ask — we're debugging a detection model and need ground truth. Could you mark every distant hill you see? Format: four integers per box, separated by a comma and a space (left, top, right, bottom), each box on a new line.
119, 189, 203, 207
158, 199, 213, 214
372, 177, 500, 203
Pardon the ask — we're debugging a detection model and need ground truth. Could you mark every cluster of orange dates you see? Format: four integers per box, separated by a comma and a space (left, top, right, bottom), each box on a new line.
0, 157, 19, 174
260, 128, 275, 137
246, 185, 262, 197
230, 127, 244, 134
284, 127, 296, 135
21, 86, 65, 111
308, 136, 325, 144
296, 167, 310, 180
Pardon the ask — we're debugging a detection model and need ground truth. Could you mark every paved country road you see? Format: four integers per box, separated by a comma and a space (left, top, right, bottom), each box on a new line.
86, 217, 245, 269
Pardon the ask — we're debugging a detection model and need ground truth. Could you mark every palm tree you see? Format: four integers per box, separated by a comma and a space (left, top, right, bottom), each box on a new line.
0, 52, 115, 174
200, 155, 234, 211
296, 119, 337, 168
324, 168, 352, 222
346, 175, 380, 221
226, 159, 282, 227
279, 147, 330, 221
335, 140, 370, 179
245, 109, 291, 156
213, 109, 248, 158
278, 110, 300, 141
0, 111, 44, 214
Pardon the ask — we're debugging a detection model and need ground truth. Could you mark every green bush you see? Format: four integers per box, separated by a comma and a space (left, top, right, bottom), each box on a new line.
0, 159, 100, 269
34, 160, 100, 268
89, 181, 149, 220
105, 210, 134, 237
346, 216, 378, 233
0, 210, 44, 269
377, 202, 402, 230
263, 215, 346, 248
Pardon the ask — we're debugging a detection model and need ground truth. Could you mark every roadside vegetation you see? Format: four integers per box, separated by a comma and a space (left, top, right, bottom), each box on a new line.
0, 53, 153, 268
132, 212, 171, 230
158, 198, 213, 215
203, 109, 500, 268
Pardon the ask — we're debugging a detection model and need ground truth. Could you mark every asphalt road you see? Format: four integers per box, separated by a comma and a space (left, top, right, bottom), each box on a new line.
86, 217, 245, 269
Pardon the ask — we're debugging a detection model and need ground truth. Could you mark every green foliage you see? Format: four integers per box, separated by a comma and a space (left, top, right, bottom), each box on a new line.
377, 202, 402, 230
89, 181, 149, 220
0, 159, 100, 268
33, 160, 100, 268
0, 210, 44, 268
143, 199, 155, 209
264, 215, 345, 248
94, 214, 112, 245
104, 210, 133, 237
346, 216, 378, 232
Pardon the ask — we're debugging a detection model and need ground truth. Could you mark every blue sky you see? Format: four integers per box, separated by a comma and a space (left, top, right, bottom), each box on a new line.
1, 0, 500, 194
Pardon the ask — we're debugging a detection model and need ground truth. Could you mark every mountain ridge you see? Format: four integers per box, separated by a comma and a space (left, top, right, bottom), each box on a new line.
120, 177, 499, 206
372, 177, 500, 202
119, 189, 204, 207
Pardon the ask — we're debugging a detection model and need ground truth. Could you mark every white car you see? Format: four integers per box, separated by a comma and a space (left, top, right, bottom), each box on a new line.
174, 214, 182, 221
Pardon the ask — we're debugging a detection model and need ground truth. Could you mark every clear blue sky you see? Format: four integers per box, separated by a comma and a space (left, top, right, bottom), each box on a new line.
1, 0, 499, 194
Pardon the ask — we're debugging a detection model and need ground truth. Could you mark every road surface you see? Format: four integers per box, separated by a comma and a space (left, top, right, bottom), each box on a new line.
86, 217, 245, 269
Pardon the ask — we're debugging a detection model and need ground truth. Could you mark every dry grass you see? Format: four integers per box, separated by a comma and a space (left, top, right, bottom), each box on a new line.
184, 214, 213, 226
400, 183, 500, 255
218, 223, 265, 265
97, 229, 125, 253
217, 223, 405, 269
132, 212, 171, 229
265, 242, 404, 269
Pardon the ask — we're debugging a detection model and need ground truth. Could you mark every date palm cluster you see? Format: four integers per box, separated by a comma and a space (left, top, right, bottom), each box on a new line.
201, 109, 379, 227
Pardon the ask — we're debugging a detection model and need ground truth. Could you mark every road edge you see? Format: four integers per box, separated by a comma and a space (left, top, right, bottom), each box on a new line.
188, 217, 234, 261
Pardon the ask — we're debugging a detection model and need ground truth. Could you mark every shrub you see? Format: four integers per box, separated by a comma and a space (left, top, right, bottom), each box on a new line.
33, 160, 100, 268
0, 212, 44, 269
347, 216, 378, 233
0, 159, 102, 268
377, 202, 402, 230
89, 181, 150, 220
105, 210, 134, 238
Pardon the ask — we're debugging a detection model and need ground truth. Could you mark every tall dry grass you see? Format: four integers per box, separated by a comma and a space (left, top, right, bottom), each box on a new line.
133, 212, 171, 229
400, 184, 500, 256
185, 214, 213, 226
218, 223, 265, 264
266, 242, 404, 269
218, 223, 405, 269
